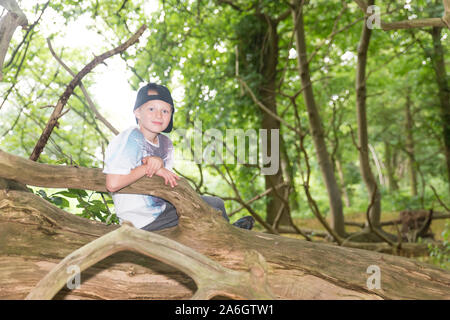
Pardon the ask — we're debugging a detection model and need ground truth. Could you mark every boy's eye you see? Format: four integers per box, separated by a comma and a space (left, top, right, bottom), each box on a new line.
163, 110, 169, 114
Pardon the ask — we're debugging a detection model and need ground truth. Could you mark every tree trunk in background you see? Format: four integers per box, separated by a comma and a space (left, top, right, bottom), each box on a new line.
291, 0, 346, 237
405, 89, 418, 196
335, 157, 351, 207
280, 133, 300, 213
1, 150, 449, 300
355, 0, 381, 227
256, 15, 291, 227
430, 27, 450, 193
384, 141, 398, 191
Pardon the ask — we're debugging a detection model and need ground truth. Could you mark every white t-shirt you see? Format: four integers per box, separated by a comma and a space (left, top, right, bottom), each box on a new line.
103, 126, 174, 228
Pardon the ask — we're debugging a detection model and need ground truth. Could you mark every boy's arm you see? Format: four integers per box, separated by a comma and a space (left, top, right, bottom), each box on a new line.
105, 165, 147, 192
142, 156, 164, 177
106, 156, 166, 192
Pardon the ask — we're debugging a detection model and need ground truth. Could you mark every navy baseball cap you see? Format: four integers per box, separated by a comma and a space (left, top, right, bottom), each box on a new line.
133, 83, 174, 133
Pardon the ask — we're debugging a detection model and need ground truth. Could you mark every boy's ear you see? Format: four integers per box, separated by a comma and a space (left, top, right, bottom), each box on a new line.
133, 108, 140, 120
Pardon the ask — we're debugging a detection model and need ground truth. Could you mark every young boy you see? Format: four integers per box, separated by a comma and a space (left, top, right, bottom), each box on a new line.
103, 83, 254, 231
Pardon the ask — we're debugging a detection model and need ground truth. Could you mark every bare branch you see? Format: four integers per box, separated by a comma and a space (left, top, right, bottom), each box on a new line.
348, 124, 361, 151
29, 24, 147, 161
429, 184, 450, 211
353, 0, 368, 12
47, 38, 120, 136
365, 184, 399, 248
228, 182, 287, 217
216, 0, 243, 12
307, 3, 363, 65
238, 77, 302, 135
274, 8, 291, 24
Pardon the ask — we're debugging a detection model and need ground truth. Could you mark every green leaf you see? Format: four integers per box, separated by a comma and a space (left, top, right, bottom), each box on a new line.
37, 190, 48, 199
68, 189, 89, 198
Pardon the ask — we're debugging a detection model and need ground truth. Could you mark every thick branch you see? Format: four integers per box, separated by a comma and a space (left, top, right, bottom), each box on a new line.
26, 225, 274, 300
382, 18, 448, 30
0, 0, 28, 81
353, 0, 450, 30
0, 0, 28, 24
445, 0, 450, 27
0, 149, 213, 224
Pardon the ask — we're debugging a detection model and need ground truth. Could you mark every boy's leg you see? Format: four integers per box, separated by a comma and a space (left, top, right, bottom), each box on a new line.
141, 202, 178, 232
142, 196, 228, 232
202, 195, 254, 229
201, 195, 229, 222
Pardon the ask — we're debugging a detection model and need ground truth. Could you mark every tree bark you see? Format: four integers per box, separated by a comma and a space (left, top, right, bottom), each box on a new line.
291, 0, 346, 237
280, 133, 300, 213
1, 150, 449, 300
404, 89, 418, 196
430, 26, 450, 193
0, 0, 28, 81
384, 141, 398, 191
255, 14, 291, 228
335, 157, 351, 207
355, 0, 382, 228
353, 0, 450, 30
25, 223, 274, 300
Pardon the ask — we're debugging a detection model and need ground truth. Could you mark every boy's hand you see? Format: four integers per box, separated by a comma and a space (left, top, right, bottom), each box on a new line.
155, 168, 180, 188
142, 156, 164, 177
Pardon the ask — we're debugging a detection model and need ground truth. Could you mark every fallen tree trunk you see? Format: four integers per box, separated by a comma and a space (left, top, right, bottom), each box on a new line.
0, 150, 449, 299
25, 223, 274, 300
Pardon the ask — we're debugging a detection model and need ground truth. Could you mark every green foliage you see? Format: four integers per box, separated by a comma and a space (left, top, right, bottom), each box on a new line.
427, 222, 450, 270
1, 0, 448, 234
34, 188, 119, 225
36, 189, 70, 209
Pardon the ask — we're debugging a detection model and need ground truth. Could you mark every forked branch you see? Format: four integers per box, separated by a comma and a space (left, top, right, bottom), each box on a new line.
26, 224, 274, 300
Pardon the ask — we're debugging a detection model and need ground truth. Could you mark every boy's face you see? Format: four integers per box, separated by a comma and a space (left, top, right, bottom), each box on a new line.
134, 99, 172, 135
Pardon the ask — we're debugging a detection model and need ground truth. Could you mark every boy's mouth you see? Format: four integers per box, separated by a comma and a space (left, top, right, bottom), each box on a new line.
152, 121, 163, 125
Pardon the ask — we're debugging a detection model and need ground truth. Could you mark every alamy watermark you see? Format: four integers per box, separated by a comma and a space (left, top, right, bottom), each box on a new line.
366, 5, 381, 29
366, 265, 381, 290
67, 265, 81, 290
172, 120, 279, 175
